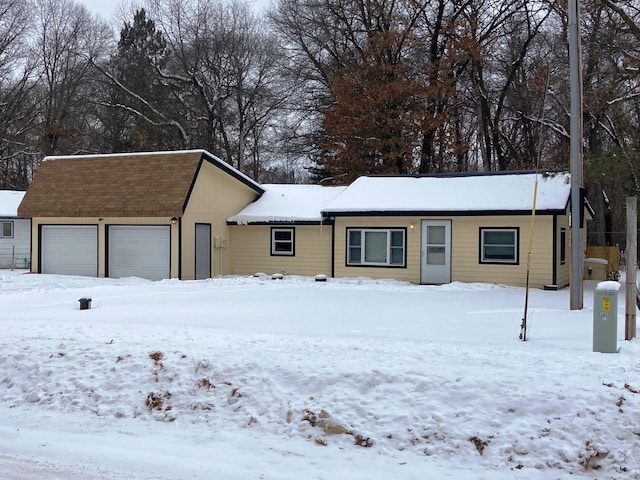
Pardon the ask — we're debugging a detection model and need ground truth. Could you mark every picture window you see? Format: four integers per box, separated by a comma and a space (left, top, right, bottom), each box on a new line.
347, 228, 406, 267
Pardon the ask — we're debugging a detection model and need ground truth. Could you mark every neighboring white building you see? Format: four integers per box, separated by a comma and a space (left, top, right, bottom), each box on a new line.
0, 191, 30, 269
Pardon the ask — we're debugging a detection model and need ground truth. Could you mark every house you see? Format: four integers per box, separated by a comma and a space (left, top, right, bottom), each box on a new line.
227, 184, 347, 277
320, 172, 588, 288
0, 190, 30, 269
229, 171, 589, 289
17, 150, 263, 280
18, 150, 590, 288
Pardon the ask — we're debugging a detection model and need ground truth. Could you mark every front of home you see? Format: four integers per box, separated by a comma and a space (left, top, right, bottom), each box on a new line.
323, 173, 580, 288
229, 172, 585, 289
18, 150, 589, 288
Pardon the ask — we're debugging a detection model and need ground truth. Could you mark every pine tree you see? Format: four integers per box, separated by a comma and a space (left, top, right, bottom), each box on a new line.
109, 9, 175, 151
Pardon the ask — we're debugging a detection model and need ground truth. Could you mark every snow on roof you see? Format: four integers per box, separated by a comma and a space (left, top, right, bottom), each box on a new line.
0, 190, 26, 217
228, 184, 347, 224
322, 172, 571, 214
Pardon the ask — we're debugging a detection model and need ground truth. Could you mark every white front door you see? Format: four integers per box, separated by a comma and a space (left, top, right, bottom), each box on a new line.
420, 220, 451, 284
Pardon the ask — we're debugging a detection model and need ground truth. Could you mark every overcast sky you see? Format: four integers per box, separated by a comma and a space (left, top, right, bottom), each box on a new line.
81, 0, 120, 21
80, 0, 270, 23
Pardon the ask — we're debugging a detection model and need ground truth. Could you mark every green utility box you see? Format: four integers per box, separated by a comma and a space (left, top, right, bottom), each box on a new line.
593, 281, 620, 353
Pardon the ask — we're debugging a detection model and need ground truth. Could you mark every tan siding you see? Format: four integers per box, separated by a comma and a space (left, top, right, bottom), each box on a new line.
229, 224, 332, 276
333, 217, 420, 283
29, 216, 179, 277
451, 216, 555, 288
332, 214, 563, 288
182, 162, 261, 279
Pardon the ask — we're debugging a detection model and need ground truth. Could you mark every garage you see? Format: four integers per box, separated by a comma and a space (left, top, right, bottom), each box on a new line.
41, 225, 98, 276
108, 225, 170, 281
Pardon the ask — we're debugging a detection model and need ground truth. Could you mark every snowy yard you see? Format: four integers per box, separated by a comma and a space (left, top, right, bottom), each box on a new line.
0, 270, 639, 479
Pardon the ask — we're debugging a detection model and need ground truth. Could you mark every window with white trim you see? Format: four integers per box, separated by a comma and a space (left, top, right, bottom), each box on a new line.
347, 228, 405, 266
271, 228, 294, 256
480, 228, 518, 264
1, 221, 13, 238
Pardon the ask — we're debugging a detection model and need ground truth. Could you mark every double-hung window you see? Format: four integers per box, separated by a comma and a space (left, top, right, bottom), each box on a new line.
271, 227, 294, 256
1, 221, 13, 238
347, 228, 405, 267
480, 228, 519, 264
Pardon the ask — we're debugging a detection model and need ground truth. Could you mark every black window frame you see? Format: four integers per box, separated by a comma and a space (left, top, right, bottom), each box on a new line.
270, 227, 295, 256
560, 228, 566, 265
479, 227, 519, 264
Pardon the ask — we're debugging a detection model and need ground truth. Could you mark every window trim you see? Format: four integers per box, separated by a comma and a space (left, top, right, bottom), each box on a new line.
346, 227, 407, 268
1, 221, 14, 239
270, 227, 295, 256
479, 227, 519, 264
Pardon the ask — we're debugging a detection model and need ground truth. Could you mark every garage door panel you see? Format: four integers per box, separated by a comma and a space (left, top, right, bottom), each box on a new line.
41, 225, 98, 277
108, 226, 170, 281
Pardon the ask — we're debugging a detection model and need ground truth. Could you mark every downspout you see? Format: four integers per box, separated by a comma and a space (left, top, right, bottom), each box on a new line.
331, 218, 335, 278
36, 223, 42, 274
177, 217, 182, 280
552, 215, 557, 286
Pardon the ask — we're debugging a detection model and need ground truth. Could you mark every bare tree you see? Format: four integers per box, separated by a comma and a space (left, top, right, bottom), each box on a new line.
271, 0, 433, 179
578, 0, 640, 246
32, 0, 113, 155
0, 0, 40, 188
459, 0, 555, 171
95, 0, 286, 176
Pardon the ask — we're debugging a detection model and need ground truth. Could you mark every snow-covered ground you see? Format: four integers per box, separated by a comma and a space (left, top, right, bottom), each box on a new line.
1, 270, 638, 479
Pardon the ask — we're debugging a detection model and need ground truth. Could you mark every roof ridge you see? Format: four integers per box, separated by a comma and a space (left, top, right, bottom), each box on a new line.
43, 149, 207, 162
361, 169, 566, 179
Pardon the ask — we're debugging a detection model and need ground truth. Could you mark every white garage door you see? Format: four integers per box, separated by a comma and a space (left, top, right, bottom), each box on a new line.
41, 225, 98, 276
108, 226, 170, 281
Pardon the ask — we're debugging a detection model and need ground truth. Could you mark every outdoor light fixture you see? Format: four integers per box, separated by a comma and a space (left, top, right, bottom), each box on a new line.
170, 217, 178, 224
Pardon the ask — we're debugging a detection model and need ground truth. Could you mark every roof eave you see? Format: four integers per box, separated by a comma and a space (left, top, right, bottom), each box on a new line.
227, 218, 334, 226
321, 209, 566, 217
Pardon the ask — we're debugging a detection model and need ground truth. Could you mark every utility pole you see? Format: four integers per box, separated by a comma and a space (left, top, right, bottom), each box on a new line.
569, 0, 584, 310
626, 197, 637, 340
